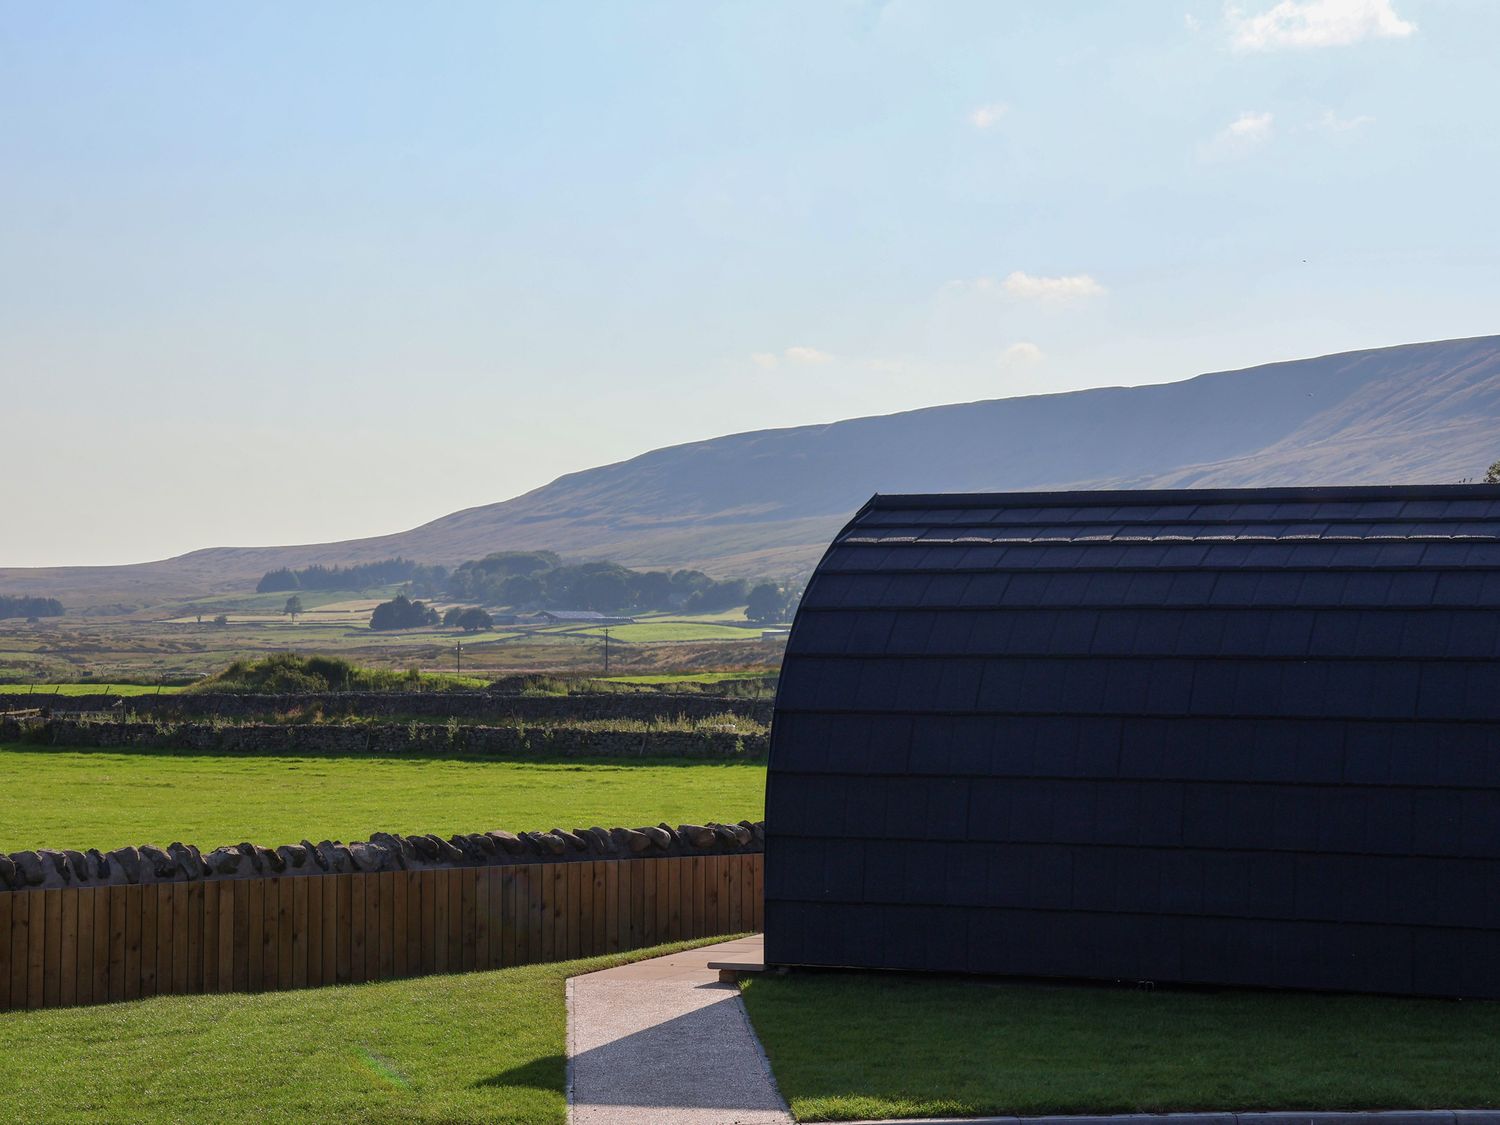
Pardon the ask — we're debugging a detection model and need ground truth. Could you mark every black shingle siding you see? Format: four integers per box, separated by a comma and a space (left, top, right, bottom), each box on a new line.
765, 485, 1500, 997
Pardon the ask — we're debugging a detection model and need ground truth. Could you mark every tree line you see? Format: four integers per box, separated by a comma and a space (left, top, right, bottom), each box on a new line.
0, 595, 63, 620
257, 558, 447, 594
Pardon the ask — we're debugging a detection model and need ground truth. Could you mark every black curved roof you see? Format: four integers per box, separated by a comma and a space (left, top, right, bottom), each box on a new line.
765, 484, 1500, 997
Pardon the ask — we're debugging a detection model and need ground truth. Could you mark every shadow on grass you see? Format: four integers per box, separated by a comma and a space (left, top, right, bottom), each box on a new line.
474, 1054, 565, 1090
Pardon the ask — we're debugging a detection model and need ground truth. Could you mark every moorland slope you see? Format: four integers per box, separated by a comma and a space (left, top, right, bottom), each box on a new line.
6, 335, 1499, 608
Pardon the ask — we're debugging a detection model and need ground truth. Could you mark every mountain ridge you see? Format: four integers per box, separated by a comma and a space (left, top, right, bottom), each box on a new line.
6, 334, 1499, 610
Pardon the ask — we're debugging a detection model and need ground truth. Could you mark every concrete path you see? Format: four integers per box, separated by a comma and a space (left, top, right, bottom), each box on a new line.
835, 1116, 1500, 1125
567, 934, 792, 1125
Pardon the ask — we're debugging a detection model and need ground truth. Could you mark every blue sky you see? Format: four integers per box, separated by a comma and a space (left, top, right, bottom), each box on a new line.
3, 0, 1496, 566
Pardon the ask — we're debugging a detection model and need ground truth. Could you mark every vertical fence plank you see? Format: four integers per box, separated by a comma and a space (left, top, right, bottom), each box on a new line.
618, 860, 634, 951
656, 858, 672, 942
501, 870, 519, 972
59, 889, 79, 1007
0, 892, 10, 1010
8, 892, 28, 1010
156, 885, 175, 998
122, 885, 142, 1002
107, 886, 126, 1003
27, 890, 46, 1009
90, 889, 110, 1005
42, 889, 62, 1007
137, 884, 158, 1000
460, 870, 476, 973
229, 880, 248, 993
405, 872, 423, 977
202, 879, 220, 994
633, 861, 649, 949
291, 878, 308, 988
71, 889, 91, 1007
530, 865, 548, 964
379, 872, 396, 980
638, 862, 655, 949
392, 872, 409, 979
473, 870, 489, 972
246, 880, 264, 992
589, 862, 605, 957
349, 874, 367, 983
275, 876, 293, 990
166, 885, 185, 997
183, 881, 202, 994
261, 879, 280, 989
322, 877, 338, 987
216, 881, 235, 993
566, 863, 582, 960
668, 858, 683, 941
337, 875, 353, 984
363, 874, 380, 983
306, 877, 323, 988
447, 869, 463, 972
429, 870, 446, 974
604, 862, 620, 953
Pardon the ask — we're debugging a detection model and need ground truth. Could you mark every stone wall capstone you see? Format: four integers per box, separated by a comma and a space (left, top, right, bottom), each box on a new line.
0, 820, 765, 892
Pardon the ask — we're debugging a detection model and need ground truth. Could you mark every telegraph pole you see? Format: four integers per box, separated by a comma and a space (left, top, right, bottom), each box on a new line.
603, 628, 610, 677
455, 640, 462, 676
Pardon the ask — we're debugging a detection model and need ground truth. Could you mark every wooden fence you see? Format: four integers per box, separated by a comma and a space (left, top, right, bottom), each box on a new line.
0, 853, 762, 1012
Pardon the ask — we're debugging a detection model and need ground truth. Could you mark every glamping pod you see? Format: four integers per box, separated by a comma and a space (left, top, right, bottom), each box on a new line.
765, 485, 1500, 997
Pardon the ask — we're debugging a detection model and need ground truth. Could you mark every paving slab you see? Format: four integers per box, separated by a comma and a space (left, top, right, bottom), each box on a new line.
831, 1115, 1500, 1125
567, 935, 792, 1125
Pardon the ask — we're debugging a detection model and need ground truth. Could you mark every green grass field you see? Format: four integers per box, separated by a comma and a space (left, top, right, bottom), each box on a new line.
742, 972, 1500, 1121
0, 745, 765, 853
0, 939, 718, 1125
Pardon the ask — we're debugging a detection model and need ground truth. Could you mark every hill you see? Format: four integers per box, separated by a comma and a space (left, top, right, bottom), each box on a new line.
6, 335, 1500, 610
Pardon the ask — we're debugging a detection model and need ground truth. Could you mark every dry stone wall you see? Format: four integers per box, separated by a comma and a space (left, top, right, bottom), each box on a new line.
0, 820, 764, 893
0, 691, 773, 724
1, 715, 766, 759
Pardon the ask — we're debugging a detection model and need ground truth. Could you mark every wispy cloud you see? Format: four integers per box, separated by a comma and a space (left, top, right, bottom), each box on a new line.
1203, 110, 1274, 158
968, 103, 1008, 129
752, 346, 834, 369
1227, 0, 1415, 51
1311, 108, 1375, 132
1000, 342, 1044, 366
944, 272, 1106, 301
1000, 271, 1106, 301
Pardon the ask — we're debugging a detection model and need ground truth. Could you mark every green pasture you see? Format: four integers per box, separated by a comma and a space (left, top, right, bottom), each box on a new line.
0, 939, 719, 1125
743, 972, 1500, 1121
0, 745, 766, 853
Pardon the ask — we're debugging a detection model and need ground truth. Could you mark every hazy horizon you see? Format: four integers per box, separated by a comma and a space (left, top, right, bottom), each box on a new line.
6, 1, 1498, 567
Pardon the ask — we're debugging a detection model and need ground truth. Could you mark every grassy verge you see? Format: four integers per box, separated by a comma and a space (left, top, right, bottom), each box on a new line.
0, 745, 765, 853
741, 972, 1500, 1122
0, 938, 719, 1125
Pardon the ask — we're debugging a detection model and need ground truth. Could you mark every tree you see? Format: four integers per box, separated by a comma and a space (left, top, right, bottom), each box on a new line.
282, 595, 304, 623
457, 607, 493, 633
369, 594, 440, 631
745, 582, 789, 624
1486, 460, 1500, 484
442, 606, 464, 627
213, 614, 229, 627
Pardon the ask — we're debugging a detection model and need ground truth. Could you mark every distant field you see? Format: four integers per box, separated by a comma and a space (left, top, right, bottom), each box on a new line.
575, 621, 760, 642
0, 683, 186, 696
602, 671, 773, 684
0, 745, 766, 852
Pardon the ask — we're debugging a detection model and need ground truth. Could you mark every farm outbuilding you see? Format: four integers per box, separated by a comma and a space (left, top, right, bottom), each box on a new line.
765, 485, 1500, 998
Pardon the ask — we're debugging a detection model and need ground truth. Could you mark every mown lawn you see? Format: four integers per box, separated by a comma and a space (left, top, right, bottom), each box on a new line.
742, 972, 1500, 1122
0, 939, 713, 1125
0, 745, 765, 853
